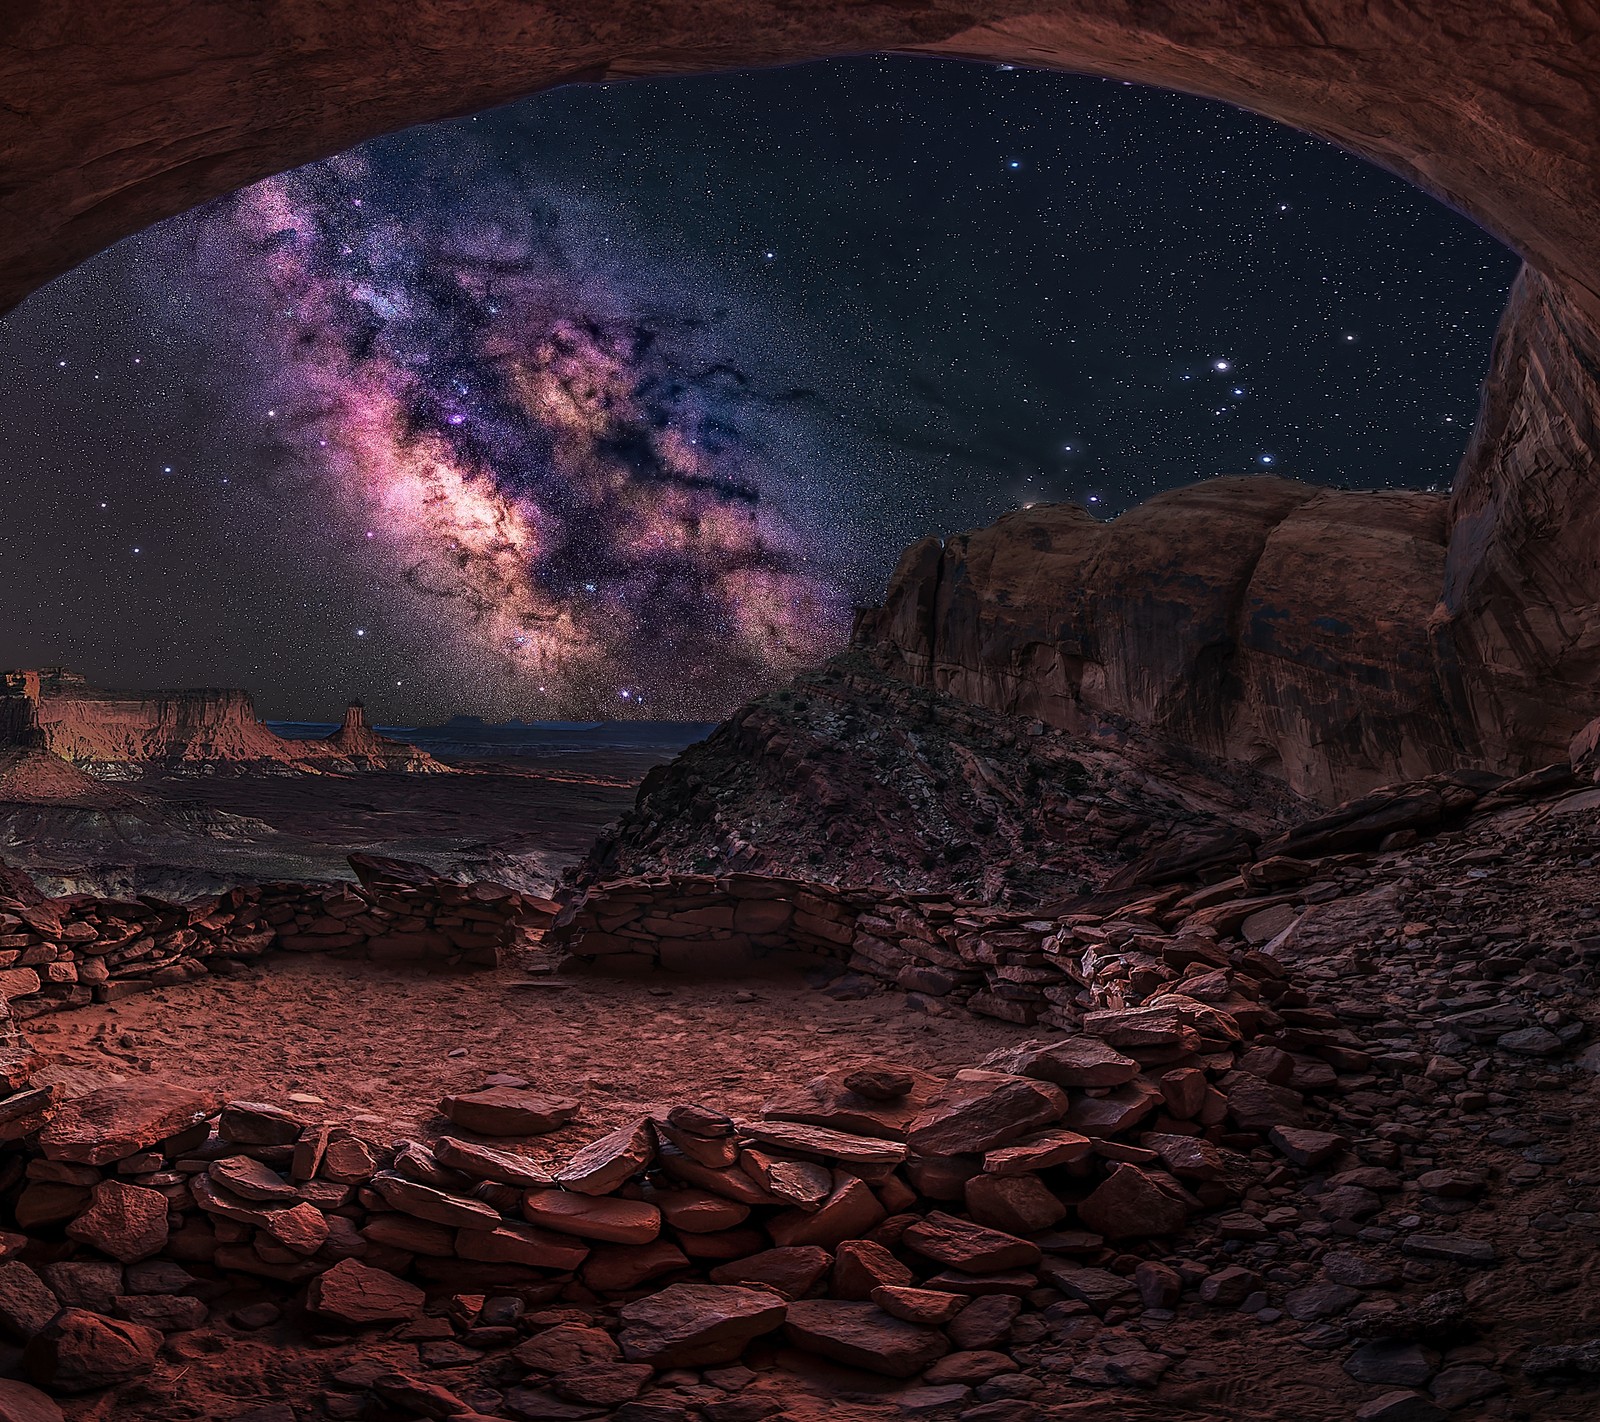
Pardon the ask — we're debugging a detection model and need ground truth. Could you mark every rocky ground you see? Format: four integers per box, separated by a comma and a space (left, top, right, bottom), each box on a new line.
577, 654, 1307, 908
22, 957, 1032, 1142
3, 756, 1600, 1422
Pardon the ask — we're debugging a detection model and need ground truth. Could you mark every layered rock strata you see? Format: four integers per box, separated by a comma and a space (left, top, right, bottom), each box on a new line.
0, 670, 447, 778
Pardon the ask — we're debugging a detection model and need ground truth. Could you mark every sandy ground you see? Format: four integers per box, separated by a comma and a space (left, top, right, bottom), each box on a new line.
26, 955, 1034, 1153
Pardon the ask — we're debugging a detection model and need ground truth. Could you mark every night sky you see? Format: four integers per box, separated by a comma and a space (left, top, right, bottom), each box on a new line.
0, 57, 1517, 723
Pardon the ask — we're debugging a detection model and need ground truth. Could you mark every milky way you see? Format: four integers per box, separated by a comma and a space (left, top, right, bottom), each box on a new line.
171, 138, 854, 718
0, 58, 1517, 722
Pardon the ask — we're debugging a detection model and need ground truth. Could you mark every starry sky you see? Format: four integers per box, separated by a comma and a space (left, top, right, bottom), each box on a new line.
0, 57, 1517, 723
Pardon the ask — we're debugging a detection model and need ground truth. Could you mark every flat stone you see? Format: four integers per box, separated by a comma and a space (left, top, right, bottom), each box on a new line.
762, 1066, 934, 1138
219, 1101, 303, 1146
38, 1083, 215, 1166
554, 1119, 654, 1195
740, 1119, 908, 1166
441, 1087, 579, 1136
982, 1130, 1093, 1176
1063, 1081, 1162, 1137
210, 1155, 300, 1202
980, 1037, 1139, 1088
923, 1350, 1017, 1385
64, 1180, 168, 1263
1076, 1164, 1192, 1239
552, 1363, 654, 1407
618, 1283, 787, 1366
1269, 1125, 1348, 1168
513, 1323, 621, 1372
708, 1246, 832, 1299
902, 1211, 1041, 1273
522, 1189, 661, 1244
1038, 1265, 1136, 1310
1344, 1341, 1437, 1387
454, 1219, 591, 1271
22, 1310, 159, 1393
372, 1171, 502, 1230
1323, 1251, 1400, 1288
1497, 1026, 1563, 1056
1400, 1235, 1497, 1266
871, 1285, 967, 1325
783, 1299, 949, 1379
908, 1072, 1069, 1157
306, 1259, 425, 1326
1080, 1005, 1205, 1050
1284, 1282, 1361, 1321
1429, 1364, 1506, 1408
433, 1135, 553, 1187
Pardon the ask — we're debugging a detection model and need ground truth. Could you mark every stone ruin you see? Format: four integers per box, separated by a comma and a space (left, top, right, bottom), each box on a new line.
2, 759, 1599, 1417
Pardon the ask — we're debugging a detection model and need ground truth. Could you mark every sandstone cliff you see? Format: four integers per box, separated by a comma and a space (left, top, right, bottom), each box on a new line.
0, 671, 445, 778
851, 480, 1463, 804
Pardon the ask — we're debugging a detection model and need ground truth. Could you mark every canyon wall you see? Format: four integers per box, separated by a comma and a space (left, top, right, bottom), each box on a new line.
9, 672, 304, 773
853, 268, 1600, 803
852, 480, 1462, 804
0, 671, 445, 776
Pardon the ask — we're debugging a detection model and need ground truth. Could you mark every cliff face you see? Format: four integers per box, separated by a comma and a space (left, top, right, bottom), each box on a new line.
1436, 267, 1600, 769
854, 480, 1462, 804
0, 671, 444, 777
27, 681, 304, 774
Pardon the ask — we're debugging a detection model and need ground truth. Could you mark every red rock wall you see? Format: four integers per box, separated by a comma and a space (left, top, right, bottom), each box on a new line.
29, 686, 300, 771
854, 479, 1466, 803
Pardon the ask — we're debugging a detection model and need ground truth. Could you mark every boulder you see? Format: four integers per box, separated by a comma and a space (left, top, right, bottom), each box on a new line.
440, 1087, 579, 1136
22, 1310, 159, 1393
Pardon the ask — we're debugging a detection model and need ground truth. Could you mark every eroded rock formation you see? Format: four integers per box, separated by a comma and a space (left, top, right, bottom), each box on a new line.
0, 671, 446, 778
854, 339, 1600, 805
853, 480, 1466, 803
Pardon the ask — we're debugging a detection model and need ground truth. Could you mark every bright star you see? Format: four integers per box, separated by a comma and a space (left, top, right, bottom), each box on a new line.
1213, 359, 1230, 371
1260, 454, 1275, 465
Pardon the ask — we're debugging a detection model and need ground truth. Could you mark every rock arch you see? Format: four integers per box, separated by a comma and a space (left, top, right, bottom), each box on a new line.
2, 1, 1597, 783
